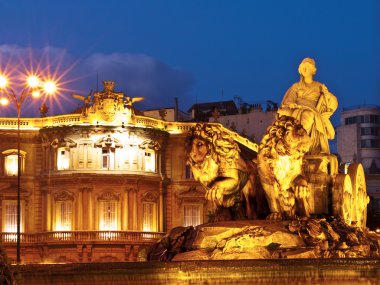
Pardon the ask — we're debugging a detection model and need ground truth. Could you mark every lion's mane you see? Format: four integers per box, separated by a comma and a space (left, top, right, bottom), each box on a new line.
185, 123, 240, 165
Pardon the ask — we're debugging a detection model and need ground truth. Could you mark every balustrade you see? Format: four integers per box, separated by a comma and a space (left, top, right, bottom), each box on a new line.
0, 231, 164, 244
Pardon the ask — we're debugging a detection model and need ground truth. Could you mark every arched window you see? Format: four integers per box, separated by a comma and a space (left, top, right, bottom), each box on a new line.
2, 200, 24, 234
177, 187, 205, 227
183, 204, 202, 227
142, 192, 158, 232
2, 149, 26, 176
53, 191, 74, 231
98, 192, 119, 230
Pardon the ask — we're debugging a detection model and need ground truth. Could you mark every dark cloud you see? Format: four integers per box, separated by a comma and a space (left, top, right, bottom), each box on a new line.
78, 52, 194, 109
0, 45, 194, 116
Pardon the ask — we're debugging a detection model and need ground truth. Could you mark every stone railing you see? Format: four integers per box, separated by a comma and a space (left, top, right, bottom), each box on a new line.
0, 114, 258, 152
0, 231, 164, 244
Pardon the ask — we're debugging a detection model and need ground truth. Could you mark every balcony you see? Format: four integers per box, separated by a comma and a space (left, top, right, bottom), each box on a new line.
0, 230, 164, 245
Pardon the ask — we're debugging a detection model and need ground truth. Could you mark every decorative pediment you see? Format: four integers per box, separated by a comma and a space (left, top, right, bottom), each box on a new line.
54, 190, 74, 201
98, 191, 120, 201
176, 186, 206, 206
51, 138, 77, 148
142, 192, 159, 203
2, 149, 27, 156
139, 139, 160, 151
94, 135, 122, 148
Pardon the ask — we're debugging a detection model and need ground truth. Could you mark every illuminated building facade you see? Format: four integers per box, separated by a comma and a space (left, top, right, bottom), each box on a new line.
0, 81, 256, 263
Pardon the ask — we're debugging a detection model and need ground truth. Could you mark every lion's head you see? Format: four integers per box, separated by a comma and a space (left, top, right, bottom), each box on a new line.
259, 115, 311, 161
185, 123, 240, 168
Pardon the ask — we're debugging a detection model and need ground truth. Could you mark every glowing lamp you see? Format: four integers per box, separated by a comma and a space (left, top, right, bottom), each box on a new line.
27, 76, 39, 88
32, 91, 40, 98
0, 97, 9, 106
44, 81, 56, 94
0, 75, 7, 88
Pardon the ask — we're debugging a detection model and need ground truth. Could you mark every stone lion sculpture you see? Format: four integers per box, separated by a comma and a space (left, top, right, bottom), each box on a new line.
185, 123, 263, 220
257, 115, 312, 220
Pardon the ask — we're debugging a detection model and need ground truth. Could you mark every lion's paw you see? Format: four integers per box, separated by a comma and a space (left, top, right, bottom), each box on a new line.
295, 185, 309, 199
266, 212, 283, 221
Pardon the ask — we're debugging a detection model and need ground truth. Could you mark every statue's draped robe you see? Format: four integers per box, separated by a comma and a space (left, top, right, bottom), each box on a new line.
278, 81, 338, 154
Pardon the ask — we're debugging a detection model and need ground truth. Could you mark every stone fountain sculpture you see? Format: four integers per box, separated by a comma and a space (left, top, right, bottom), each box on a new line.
148, 58, 378, 261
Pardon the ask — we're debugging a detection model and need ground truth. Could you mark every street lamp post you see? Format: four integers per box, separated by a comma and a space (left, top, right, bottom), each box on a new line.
0, 74, 56, 264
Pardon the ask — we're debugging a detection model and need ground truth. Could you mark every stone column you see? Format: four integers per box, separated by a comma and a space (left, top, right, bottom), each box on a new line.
88, 189, 93, 230
159, 182, 164, 232
122, 190, 129, 230
46, 191, 52, 231
77, 189, 83, 230
132, 189, 138, 230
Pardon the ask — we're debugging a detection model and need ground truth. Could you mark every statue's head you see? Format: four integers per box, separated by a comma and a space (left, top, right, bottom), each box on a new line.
298, 57, 317, 78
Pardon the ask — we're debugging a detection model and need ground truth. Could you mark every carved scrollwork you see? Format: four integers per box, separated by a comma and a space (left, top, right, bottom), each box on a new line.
51, 138, 77, 149
176, 186, 206, 206
94, 135, 122, 148
139, 140, 160, 151
54, 190, 74, 201
98, 191, 120, 201
141, 192, 158, 203
142, 192, 158, 203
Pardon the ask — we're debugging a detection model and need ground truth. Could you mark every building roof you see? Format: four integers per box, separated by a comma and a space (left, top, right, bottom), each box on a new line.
188, 100, 238, 122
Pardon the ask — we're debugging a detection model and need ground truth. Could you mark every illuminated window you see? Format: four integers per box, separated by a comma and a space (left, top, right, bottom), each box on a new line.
57, 148, 70, 170
55, 200, 73, 231
144, 150, 156, 172
2, 149, 26, 176
142, 202, 157, 232
102, 148, 115, 169
183, 205, 202, 227
2, 200, 23, 233
99, 200, 117, 230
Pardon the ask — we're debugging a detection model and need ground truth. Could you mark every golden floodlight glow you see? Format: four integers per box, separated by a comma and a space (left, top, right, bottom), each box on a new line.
0, 97, 9, 106
32, 91, 40, 98
0, 75, 7, 88
27, 75, 40, 88
43, 81, 56, 94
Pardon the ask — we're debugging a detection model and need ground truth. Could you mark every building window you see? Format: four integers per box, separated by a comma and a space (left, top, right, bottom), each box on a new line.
2, 200, 23, 233
361, 139, 380, 148
144, 150, 156, 172
102, 148, 115, 170
55, 200, 73, 231
142, 202, 157, 231
361, 127, 379, 136
2, 149, 26, 176
57, 148, 70, 170
99, 200, 117, 230
183, 204, 202, 227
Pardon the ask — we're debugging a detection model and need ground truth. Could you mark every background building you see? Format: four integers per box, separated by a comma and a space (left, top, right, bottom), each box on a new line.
211, 101, 277, 143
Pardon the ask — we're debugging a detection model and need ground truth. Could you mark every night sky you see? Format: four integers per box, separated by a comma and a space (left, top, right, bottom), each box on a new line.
0, 0, 379, 125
